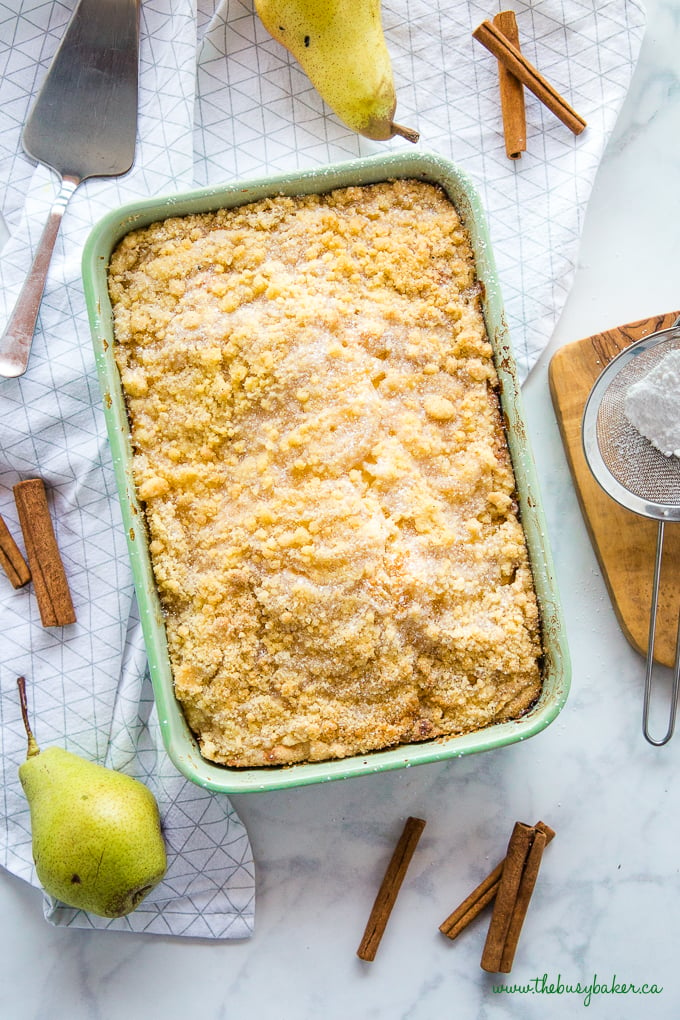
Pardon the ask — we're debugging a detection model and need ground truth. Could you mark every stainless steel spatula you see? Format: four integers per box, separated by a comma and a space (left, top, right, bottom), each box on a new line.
0, 0, 140, 378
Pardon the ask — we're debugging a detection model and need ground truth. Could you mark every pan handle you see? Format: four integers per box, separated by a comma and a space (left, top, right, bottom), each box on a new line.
0, 174, 80, 378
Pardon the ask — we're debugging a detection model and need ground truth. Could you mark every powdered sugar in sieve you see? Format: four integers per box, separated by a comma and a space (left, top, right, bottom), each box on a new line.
582, 319, 680, 745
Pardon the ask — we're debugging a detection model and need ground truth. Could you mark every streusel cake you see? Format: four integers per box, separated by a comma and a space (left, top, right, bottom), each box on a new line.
108, 179, 542, 767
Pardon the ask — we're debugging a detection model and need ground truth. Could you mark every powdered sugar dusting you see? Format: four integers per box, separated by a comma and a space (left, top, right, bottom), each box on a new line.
624, 350, 680, 458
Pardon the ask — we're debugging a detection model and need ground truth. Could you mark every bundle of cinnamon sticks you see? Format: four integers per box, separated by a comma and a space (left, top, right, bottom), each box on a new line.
440, 819, 554, 973
0, 477, 76, 627
474, 11, 586, 159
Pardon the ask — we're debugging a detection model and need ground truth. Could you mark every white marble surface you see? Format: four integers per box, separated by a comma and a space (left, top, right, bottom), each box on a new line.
1, 1, 679, 1016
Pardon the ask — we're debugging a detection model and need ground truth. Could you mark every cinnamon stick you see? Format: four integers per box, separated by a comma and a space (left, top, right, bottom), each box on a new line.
480, 822, 535, 972
493, 11, 526, 159
439, 820, 554, 939
499, 826, 548, 972
0, 513, 31, 588
357, 816, 426, 961
439, 859, 505, 940
473, 19, 587, 135
13, 478, 76, 627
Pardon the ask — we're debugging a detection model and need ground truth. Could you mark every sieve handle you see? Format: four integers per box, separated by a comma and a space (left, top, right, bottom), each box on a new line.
642, 520, 680, 746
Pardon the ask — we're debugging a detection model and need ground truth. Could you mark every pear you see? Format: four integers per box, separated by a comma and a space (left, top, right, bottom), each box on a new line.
255, 0, 419, 142
16, 676, 167, 918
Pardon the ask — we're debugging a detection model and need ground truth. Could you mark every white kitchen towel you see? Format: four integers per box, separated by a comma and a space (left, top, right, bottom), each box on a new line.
0, 0, 645, 937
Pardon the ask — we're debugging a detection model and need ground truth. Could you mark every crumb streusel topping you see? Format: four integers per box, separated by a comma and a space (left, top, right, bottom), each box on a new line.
108, 179, 542, 766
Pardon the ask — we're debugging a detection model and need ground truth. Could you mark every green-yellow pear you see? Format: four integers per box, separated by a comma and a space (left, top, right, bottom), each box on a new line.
255, 0, 419, 142
17, 676, 167, 918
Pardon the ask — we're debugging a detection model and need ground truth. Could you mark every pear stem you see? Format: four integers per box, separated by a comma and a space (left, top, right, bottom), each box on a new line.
391, 123, 420, 144
17, 676, 40, 758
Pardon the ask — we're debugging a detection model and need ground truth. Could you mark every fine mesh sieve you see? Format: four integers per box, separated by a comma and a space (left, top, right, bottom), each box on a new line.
582, 320, 680, 746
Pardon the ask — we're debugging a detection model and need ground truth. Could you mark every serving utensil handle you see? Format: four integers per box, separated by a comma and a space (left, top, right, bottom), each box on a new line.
0, 175, 80, 378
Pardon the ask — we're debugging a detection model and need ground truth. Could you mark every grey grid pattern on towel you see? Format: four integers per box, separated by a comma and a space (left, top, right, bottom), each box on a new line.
0, 0, 645, 937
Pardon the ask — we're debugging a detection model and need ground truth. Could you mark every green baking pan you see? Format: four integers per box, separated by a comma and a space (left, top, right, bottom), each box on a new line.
82, 150, 570, 794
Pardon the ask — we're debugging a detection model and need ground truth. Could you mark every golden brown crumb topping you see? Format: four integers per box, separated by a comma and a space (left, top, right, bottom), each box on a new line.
108, 179, 542, 766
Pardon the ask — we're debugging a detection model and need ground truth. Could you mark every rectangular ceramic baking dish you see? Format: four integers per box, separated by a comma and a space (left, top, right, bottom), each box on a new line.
82, 150, 570, 793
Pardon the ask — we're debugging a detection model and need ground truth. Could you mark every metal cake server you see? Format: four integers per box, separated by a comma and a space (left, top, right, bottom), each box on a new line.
0, 0, 140, 378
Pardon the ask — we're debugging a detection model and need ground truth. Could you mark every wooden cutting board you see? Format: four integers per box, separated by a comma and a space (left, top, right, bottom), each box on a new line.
549, 310, 680, 667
